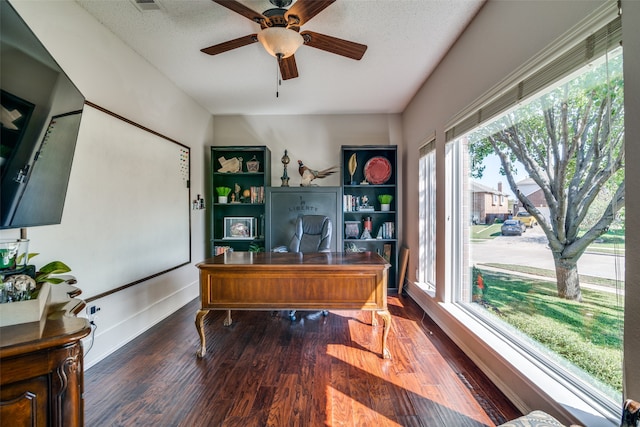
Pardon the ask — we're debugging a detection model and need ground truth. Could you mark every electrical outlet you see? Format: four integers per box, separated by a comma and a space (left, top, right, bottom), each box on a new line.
86, 305, 101, 321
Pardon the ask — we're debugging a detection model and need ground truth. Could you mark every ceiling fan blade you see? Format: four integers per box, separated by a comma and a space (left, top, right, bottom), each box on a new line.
279, 55, 299, 80
201, 34, 258, 55
300, 31, 367, 60
213, 0, 265, 23
285, 0, 335, 27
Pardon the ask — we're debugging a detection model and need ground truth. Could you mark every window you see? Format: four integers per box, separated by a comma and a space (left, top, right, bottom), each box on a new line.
418, 139, 436, 291
446, 15, 624, 409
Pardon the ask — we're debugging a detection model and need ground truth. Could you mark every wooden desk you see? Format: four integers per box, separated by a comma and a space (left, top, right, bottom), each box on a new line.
0, 283, 91, 427
196, 251, 392, 359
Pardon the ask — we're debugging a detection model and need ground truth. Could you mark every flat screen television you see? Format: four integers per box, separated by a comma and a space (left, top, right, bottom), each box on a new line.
1, 0, 85, 229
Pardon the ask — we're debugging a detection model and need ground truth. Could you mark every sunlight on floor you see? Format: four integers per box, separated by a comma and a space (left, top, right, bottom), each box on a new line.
328, 386, 404, 426
325, 311, 494, 425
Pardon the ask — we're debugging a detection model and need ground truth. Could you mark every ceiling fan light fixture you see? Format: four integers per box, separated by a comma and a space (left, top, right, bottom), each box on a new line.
257, 27, 303, 58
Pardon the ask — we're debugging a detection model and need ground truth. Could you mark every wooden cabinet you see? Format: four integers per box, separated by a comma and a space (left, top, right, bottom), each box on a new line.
0, 284, 91, 427
210, 146, 271, 255
341, 145, 399, 289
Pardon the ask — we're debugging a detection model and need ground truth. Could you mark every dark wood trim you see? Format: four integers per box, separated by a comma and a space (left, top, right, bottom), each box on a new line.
82, 101, 192, 303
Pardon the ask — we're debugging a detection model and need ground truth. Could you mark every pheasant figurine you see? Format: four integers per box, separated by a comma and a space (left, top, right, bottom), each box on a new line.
298, 160, 338, 187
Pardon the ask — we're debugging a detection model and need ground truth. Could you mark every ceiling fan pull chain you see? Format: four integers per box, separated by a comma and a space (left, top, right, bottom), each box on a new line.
276, 53, 284, 98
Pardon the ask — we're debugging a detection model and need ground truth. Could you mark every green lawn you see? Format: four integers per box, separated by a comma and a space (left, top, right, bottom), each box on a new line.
475, 268, 623, 393
471, 224, 502, 240
588, 227, 626, 254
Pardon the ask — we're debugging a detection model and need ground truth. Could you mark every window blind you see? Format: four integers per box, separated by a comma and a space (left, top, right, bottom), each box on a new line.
419, 139, 436, 157
445, 14, 622, 142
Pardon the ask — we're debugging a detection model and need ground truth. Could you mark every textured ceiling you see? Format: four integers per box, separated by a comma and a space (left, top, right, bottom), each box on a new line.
76, 0, 484, 115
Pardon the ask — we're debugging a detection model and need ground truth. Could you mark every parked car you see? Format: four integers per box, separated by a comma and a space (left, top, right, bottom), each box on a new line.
516, 211, 537, 228
501, 219, 525, 236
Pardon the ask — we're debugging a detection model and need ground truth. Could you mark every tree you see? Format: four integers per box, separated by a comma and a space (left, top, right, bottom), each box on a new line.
470, 53, 624, 301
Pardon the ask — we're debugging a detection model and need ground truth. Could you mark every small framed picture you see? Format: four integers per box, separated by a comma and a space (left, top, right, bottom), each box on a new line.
223, 217, 256, 239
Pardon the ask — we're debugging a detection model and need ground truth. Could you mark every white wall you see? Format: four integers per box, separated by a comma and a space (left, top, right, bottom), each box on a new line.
401, 0, 638, 425
1, 0, 213, 368
213, 114, 402, 188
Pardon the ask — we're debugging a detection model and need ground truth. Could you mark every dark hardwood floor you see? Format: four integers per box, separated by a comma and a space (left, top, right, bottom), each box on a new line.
84, 294, 521, 426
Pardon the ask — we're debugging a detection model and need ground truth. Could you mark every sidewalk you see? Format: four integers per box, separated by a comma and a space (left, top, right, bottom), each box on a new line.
476, 263, 625, 296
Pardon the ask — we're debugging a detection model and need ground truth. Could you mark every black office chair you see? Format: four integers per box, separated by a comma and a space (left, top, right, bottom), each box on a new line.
287, 214, 332, 320
288, 214, 332, 253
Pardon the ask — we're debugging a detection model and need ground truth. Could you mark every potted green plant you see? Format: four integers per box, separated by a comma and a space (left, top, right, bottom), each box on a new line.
378, 194, 393, 211
0, 253, 72, 327
216, 186, 232, 204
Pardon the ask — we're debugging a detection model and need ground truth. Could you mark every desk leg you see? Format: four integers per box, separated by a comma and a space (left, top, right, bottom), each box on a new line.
376, 309, 392, 359
195, 309, 209, 358
224, 310, 232, 326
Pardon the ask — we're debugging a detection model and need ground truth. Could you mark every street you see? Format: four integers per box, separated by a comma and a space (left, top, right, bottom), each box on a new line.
471, 225, 625, 282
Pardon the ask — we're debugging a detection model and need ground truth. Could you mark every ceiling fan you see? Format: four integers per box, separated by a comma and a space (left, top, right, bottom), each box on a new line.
201, 0, 368, 80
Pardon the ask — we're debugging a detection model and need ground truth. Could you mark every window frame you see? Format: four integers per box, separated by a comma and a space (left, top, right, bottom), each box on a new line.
418, 139, 437, 292
441, 8, 624, 422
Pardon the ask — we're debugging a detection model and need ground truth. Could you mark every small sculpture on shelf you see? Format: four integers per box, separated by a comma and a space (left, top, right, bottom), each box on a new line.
217, 156, 242, 173
345, 242, 365, 253
234, 183, 241, 203
360, 216, 373, 239
246, 155, 260, 173
281, 150, 290, 187
298, 160, 338, 187
358, 195, 374, 212
348, 153, 358, 185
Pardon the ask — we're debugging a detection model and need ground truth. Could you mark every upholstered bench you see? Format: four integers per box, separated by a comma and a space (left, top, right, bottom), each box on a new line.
498, 410, 568, 427
498, 399, 639, 427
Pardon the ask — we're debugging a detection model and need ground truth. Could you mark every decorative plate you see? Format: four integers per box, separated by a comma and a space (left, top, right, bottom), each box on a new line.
364, 156, 392, 184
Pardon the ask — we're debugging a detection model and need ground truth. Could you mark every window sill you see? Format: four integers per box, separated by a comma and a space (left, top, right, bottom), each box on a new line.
404, 282, 620, 427
414, 281, 436, 297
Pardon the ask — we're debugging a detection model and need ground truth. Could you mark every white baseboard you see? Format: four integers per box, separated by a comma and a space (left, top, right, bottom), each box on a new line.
82, 280, 198, 370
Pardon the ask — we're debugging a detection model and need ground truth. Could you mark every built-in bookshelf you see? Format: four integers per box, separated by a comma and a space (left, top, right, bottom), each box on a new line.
341, 145, 398, 289
210, 146, 271, 255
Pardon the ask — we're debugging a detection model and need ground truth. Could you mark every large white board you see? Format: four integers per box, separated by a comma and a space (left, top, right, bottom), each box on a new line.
52, 103, 191, 299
